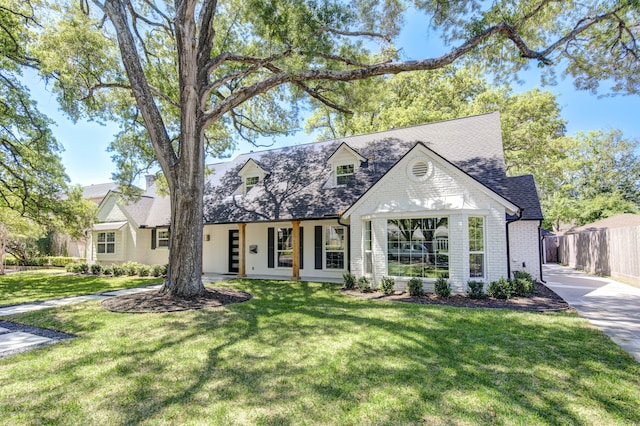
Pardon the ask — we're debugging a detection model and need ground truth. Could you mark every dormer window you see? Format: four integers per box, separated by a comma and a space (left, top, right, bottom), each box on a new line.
336, 164, 354, 185
246, 176, 259, 192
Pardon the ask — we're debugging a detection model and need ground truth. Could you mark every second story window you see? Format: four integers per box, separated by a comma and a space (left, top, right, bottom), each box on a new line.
336, 164, 354, 185
246, 176, 259, 192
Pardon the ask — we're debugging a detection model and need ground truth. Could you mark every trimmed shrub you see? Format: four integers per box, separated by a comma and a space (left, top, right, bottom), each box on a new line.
138, 265, 151, 277
65, 263, 76, 273
434, 276, 451, 297
112, 265, 125, 277
511, 278, 534, 297
407, 277, 424, 296
513, 270, 533, 282
343, 272, 357, 290
467, 280, 486, 299
379, 276, 395, 295
102, 265, 113, 276
78, 263, 89, 274
90, 264, 102, 275
47, 257, 82, 267
122, 261, 140, 276
151, 264, 164, 277
357, 276, 371, 293
488, 278, 513, 300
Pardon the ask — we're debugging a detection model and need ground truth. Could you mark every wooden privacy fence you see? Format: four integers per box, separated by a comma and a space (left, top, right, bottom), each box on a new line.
557, 225, 640, 285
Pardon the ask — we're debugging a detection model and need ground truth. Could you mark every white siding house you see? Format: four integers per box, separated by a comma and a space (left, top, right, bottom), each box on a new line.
89, 113, 544, 292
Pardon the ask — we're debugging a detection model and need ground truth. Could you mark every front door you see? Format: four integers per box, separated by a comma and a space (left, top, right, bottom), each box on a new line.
228, 230, 240, 273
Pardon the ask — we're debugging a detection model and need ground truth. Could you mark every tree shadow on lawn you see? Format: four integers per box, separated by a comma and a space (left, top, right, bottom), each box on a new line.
2, 278, 640, 425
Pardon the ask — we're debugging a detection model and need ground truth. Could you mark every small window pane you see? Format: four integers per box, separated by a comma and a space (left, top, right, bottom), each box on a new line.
336, 164, 354, 185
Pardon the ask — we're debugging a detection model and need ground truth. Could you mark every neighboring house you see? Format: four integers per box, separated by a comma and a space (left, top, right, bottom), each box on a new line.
89, 112, 543, 292
555, 213, 640, 285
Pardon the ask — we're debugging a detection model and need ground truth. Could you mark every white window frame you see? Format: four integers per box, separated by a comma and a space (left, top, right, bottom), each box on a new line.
336, 164, 354, 186
276, 227, 293, 268
468, 216, 485, 278
325, 225, 346, 270
245, 176, 259, 193
97, 231, 116, 254
364, 221, 372, 274
157, 229, 170, 248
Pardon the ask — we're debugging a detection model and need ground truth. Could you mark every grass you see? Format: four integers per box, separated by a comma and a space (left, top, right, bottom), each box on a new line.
1, 278, 640, 425
0, 270, 162, 306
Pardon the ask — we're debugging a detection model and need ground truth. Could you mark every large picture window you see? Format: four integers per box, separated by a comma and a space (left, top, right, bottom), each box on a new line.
387, 218, 449, 278
277, 228, 293, 267
325, 226, 346, 269
469, 217, 485, 278
97, 231, 116, 254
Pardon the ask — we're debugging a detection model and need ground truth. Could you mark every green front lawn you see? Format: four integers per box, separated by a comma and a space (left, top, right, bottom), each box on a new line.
0, 270, 162, 306
1, 278, 639, 425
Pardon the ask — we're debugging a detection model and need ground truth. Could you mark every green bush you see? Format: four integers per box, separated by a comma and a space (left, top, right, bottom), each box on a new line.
138, 265, 151, 277
357, 276, 371, 293
342, 272, 357, 290
112, 265, 125, 277
513, 270, 533, 282
90, 264, 102, 275
467, 281, 486, 299
407, 277, 424, 296
47, 257, 82, 267
488, 278, 513, 300
434, 277, 451, 297
122, 261, 140, 276
151, 264, 164, 277
24, 257, 46, 266
102, 265, 113, 276
65, 263, 76, 273
379, 276, 395, 295
511, 278, 534, 297
78, 263, 89, 274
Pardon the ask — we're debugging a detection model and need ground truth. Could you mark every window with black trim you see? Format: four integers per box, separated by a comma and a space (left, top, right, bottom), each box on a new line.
97, 231, 116, 254
336, 164, 354, 185
364, 221, 372, 274
387, 218, 449, 278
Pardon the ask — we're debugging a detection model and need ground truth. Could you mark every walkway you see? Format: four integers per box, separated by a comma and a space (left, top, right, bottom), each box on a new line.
544, 264, 640, 362
0, 285, 161, 357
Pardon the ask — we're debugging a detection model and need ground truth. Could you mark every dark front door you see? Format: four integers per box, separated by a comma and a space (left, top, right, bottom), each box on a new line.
228, 230, 240, 273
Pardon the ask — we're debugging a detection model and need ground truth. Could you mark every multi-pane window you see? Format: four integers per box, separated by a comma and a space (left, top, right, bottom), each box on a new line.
469, 217, 485, 278
387, 218, 449, 278
157, 229, 170, 248
277, 228, 293, 267
246, 176, 259, 192
364, 221, 372, 274
97, 232, 116, 254
336, 164, 354, 185
325, 226, 346, 269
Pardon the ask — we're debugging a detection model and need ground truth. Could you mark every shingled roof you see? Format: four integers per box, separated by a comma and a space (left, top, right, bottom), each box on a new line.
202, 112, 542, 224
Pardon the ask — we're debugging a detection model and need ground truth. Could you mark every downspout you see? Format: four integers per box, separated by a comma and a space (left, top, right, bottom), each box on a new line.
538, 220, 546, 283
338, 216, 351, 273
505, 209, 524, 279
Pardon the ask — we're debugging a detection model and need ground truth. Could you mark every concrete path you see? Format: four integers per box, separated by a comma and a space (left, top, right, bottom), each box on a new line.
0, 285, 161, 357
544, 263, 640, 362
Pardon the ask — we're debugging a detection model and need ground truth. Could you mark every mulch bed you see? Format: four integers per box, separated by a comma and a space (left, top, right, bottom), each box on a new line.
343, 282, 569, 313
101, 288, 252, 313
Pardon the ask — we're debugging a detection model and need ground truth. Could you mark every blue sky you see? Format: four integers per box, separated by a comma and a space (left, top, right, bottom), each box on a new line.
25, 11, 640, 187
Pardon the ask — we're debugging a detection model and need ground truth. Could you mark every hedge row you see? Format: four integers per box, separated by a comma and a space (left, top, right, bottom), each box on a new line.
4, 256, 84, 267
66, 261, 167, 278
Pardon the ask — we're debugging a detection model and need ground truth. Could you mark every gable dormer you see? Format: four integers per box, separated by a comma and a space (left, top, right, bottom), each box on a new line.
326, 143, 366, 187
237, 158, 268, 195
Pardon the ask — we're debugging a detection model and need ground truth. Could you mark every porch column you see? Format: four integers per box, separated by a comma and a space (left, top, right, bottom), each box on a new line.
238, 223, 247, 278
292, 220, 301, 280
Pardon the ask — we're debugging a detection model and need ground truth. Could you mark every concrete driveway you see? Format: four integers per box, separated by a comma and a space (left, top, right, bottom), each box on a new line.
544, 263, 640, 362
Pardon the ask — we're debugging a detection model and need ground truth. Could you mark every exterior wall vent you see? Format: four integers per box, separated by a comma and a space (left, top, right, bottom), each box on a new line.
412, 161, 430, 178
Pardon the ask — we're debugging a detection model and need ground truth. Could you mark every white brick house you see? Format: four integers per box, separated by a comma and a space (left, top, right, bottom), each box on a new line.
89, 112, 543, 292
